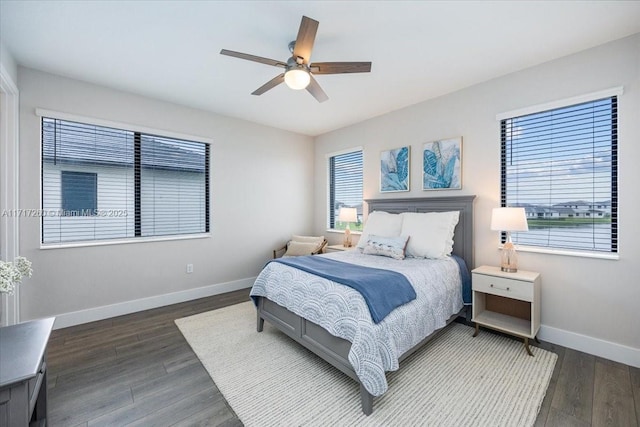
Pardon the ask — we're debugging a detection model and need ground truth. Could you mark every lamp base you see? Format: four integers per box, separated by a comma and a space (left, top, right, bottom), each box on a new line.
343, 228, 352, 247
500, 241, 518, 273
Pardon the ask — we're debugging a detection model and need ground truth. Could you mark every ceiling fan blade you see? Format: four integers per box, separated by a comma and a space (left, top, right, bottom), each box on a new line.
309, 62, 372, 74
220, 49, 286, 68
292, 16, 319, 64
306, 75, 329, 103
251, 73, 285, 96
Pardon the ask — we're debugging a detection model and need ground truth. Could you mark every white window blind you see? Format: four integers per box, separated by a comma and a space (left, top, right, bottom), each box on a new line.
328, 150, 363, 229
501, 96, 617, 253
42, 117, 209, 244
140, 135, 208, 237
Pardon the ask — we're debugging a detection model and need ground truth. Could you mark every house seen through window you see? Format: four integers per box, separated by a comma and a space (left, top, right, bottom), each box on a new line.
41, 117, 210, 244
61, 171, 97, 216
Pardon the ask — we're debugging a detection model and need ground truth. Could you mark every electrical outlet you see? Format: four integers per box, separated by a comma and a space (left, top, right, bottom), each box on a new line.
186, 263, 193, 274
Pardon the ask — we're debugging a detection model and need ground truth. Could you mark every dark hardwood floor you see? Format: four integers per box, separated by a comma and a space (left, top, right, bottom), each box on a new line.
47, 289, 639, 426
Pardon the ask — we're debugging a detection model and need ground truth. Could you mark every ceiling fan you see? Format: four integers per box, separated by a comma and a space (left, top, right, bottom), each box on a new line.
220, 16, 372, 103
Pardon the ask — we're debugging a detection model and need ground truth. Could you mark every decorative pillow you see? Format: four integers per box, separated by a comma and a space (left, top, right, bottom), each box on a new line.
362, 235, 409, 260
290, 235, 325, 253
400, 211, 460, 259
283, 241, 322, 257
356, 211, 403, 250
291, 235, 325, 244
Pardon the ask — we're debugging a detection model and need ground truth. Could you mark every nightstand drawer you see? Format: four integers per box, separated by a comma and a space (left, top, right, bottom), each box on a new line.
28, 359, 46, 414
473, 274, 532, 301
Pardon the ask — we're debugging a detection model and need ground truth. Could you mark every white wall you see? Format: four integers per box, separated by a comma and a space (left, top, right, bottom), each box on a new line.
17, 67, 314, 325
314, 34, 640, 366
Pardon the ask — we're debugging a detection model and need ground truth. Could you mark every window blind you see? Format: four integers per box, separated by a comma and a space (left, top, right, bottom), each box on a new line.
328, 150, 363, 228
42, 118, 135, 243
42, 117, 209, 244
501, 96, 617, 253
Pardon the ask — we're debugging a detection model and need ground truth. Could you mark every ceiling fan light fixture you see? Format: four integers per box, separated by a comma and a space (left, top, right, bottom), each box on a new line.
284, 68, 310, 90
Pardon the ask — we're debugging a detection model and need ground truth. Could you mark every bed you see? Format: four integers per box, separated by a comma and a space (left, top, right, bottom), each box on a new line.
250, 196, 475, 415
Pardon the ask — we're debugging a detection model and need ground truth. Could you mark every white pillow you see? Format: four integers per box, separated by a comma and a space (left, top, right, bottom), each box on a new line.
356, 211, 404, 250
290, 235, 324, 253
284, 241, 321, 257
400, 211, 460, 259
362, 235, 409, 260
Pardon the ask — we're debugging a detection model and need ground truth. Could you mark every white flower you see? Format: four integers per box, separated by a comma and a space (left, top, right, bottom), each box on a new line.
13, 256, 33, 279
0, 257, 33, 295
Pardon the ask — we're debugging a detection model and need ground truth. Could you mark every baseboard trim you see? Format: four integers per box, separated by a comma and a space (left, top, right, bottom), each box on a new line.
539, 324, 640, 368
52, 277, 255, 330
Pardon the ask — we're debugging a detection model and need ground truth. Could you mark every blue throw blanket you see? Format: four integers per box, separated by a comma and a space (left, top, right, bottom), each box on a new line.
269, 256, 416, 324
452, 255, 472, 305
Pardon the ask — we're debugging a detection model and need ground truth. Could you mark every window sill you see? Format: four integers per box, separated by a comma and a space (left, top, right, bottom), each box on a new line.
507, 244, 619, 261
326, 229, 362, 235
40, 233, 211, 250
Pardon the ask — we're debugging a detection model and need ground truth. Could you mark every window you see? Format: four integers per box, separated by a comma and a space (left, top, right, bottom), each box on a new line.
61, 171, 97, 216
500, 95, 617, 253
328, 149, 363, 231
42, 117, 209, 244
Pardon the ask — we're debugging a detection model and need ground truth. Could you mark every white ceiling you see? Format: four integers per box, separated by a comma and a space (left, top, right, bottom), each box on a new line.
1, 1, 639, 136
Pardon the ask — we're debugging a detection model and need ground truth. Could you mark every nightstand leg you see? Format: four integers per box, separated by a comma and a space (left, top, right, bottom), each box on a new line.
472, 323, 480, 337
524, 338, 534, 356
534, 336, 540, 344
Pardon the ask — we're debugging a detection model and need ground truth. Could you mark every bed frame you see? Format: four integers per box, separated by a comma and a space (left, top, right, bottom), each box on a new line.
255, 196, 475, 415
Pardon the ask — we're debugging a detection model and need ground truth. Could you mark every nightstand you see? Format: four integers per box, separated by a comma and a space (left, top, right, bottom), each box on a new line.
471, 265, 541, 356
324, 244, 357, 253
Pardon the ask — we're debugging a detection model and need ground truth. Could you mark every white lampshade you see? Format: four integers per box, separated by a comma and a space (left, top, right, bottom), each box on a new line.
284, 68, 311, 90
338, 207, 358, 223
490, 207, 529, 232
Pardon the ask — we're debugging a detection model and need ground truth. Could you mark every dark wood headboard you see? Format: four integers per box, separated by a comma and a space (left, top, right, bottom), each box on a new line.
365, 196, 476, 269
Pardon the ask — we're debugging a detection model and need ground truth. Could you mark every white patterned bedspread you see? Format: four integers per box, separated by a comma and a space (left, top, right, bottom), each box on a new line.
249, 251, 463, 397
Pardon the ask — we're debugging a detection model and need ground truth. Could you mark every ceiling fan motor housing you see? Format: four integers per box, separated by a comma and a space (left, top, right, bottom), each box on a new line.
286, 56, 309, 71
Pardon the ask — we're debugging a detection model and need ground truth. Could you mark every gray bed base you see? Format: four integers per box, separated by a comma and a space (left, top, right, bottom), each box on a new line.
255, 196, 476, 415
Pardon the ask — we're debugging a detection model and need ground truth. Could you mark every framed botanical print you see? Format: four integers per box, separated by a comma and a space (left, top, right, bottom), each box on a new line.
423, 137, 462, 190
380, 146, 410, 192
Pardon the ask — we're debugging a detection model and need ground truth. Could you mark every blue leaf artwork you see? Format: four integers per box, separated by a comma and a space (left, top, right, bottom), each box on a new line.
380, 146, 410, 192
423, 137, 462, 190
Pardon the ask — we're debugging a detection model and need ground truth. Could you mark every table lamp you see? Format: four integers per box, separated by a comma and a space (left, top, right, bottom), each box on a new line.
490, 207, 529, 272
338, 207, 358, 247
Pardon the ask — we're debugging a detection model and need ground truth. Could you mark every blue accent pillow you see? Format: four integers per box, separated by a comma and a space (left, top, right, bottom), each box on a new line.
362, 235, 409, 260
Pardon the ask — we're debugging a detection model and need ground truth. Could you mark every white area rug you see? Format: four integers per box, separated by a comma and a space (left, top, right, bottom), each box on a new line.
176, 302, 557, 427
